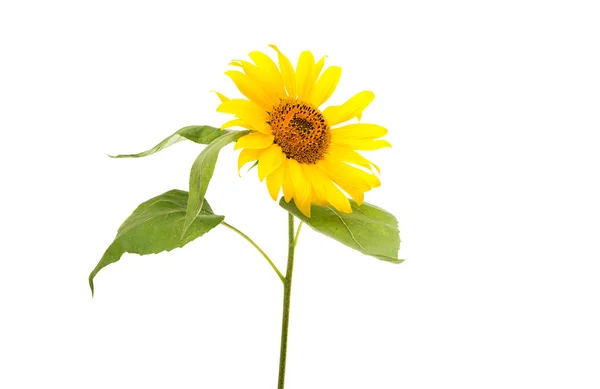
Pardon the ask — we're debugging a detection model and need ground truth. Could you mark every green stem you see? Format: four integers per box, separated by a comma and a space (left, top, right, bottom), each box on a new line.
278, 213, 298, 389
220, 221, 285, 284
293, 222, 303, 248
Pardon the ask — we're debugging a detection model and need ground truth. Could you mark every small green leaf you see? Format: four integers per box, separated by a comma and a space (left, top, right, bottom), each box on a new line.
247, 161, 258, 173
89, 189, 224, 295
109, 125, 227, 158
183, 130, 250, 235
280, 199, 402, 264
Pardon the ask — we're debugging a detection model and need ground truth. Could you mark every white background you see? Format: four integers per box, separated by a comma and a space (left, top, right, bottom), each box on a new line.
1, 1, 599, 388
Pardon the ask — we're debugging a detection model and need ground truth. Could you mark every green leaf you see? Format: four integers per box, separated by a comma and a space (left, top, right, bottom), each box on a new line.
183, 130, 250, 235
280, 199, 402, 264
89, 189, 224, 295
109, 125, 228, 158
247, 161, 258, 173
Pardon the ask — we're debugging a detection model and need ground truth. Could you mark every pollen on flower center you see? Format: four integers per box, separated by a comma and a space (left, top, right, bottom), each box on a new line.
269, 99, 331, 164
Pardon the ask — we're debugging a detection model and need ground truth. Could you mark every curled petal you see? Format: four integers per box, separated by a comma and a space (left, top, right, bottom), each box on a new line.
322, 91, 375, 126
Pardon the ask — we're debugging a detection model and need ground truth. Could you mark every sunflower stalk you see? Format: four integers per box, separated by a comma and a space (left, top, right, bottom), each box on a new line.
278, 213, 297, 389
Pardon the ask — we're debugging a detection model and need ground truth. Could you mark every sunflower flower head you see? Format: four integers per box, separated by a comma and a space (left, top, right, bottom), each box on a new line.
216, 45, 391, 217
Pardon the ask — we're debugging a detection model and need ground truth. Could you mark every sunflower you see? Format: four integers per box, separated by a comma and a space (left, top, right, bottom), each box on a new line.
216, 45, 390, 217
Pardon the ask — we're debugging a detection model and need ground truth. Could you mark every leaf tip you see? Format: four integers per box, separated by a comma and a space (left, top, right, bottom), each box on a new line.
88, 274, 95, 298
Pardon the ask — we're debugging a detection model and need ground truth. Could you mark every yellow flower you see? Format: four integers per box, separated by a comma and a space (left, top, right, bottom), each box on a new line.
216, 45, 390, 217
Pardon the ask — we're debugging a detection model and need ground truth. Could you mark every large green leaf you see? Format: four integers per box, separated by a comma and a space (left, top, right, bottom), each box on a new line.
109, 125, 227, 158
89, 189, 224, 295
280, 199, 402, 264
183, 130, 250, 235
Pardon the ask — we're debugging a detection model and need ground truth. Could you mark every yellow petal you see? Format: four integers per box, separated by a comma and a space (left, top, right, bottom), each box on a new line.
282, 159, 295, 202
297, 197, 312, 218
321, 156, 380, 190
235, 59, 257, 75
225, 70, 278, 111
235, 59, 283, 103
322, 91, 375, 126
326, 144, 380, 174
217, 99, 271, 134
211, 90, 230, 103
269, 45, 296, 97
248, 51, 286, 98
304, 55, 326, 102
310, 66, 341, 107
314, 163, 352, 213
311, 56, 327, 85
310, 188, 329, 206
234, 132, 274, 150
296, 50, 314, 101
333, 180, 365, 205
305, 162, 353, 213
325, 183, 352, 213
302, 164, 329, 206
221, 118, 245, 130
235, 60, 282, 102
331, 123, 388, 140
266, 165, 284, 201
287, 159, 310, 205
238, 148, 262, 175
332, 139, 392, 150
258, 144, 285, 181
320, 158, 367, 205
345, 186, 365, 205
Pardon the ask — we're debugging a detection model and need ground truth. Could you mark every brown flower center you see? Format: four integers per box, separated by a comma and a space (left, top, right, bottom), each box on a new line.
269, 99, 331, 164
